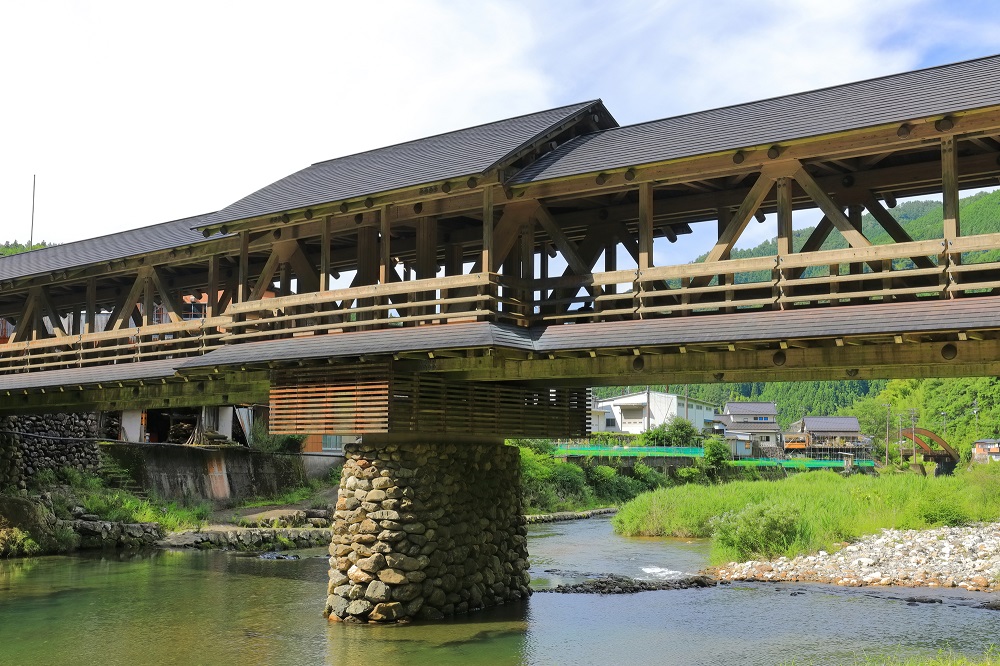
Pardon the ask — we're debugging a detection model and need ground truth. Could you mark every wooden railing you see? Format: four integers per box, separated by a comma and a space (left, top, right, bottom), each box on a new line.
1, 232, 998, 374
0, 318, 228, 373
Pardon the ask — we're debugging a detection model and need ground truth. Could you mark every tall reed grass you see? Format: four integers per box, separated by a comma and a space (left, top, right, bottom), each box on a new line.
613, 464, 1000, 563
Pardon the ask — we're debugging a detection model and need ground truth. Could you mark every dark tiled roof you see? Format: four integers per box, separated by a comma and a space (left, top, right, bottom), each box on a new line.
206, 101, 608, 227
0, 359, 180, 391
724, 402, 778, 416
179, 322, 534, 370
0, 214, 216, 283
513, 55, 1000, 184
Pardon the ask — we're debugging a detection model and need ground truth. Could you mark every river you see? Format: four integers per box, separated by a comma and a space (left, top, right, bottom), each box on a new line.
1, 516, 998, 665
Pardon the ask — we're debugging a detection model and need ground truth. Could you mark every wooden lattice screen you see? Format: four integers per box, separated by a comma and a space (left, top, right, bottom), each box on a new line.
269, 363, 588, 438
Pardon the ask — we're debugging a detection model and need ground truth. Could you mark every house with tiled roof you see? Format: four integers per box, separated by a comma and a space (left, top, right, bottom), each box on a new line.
714, 402, 782, 458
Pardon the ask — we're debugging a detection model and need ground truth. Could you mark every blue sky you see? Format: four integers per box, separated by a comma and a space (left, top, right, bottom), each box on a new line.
2, 0, 999, 265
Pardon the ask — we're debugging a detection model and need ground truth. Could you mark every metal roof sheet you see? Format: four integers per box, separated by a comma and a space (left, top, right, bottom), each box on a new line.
724, 402, 778, 415
801, 416, 862, 434
513, 54, 1000, 184
0, 214, 217, 283
0, 359, 180, 392
206, 101, 607, 227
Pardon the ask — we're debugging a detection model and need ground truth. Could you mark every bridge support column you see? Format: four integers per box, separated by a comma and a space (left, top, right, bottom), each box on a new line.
325, 435, 530, 623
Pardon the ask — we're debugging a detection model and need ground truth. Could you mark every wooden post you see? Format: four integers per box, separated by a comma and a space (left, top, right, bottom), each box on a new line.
942, 136, 960, 297
380, 206, 392, 323
717, 206, 734, 313
443, 241, 463, 318
416, 216, 437, 319
206, 256, 219, 318
482, 187, 494, 273
357, 223, 378, 325
776, 178, 792, 309
320, 215, 332, 292
142, 271, 153, 327
237, 231, 249, 304
85, 277, 97, 334
638, 182, 654, 270
848, 203, 864, 303
521, 222, 535, 322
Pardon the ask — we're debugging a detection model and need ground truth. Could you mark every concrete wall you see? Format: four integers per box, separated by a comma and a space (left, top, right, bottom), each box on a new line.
102, 443, 307, 503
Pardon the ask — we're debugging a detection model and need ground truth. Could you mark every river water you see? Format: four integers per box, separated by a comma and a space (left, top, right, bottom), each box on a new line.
1, 516, 999, 665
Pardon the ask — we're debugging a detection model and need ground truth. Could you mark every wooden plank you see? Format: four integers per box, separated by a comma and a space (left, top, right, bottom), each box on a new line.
111, 268, 152, 331
777, 239, 942, 269
776, 178, 793, 257
238, 231, 249, 303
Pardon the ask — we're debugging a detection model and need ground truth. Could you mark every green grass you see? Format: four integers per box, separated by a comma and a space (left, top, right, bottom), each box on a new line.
80, 490, 211, 532
613, 463, 1000, 564
237, 485, 319, 509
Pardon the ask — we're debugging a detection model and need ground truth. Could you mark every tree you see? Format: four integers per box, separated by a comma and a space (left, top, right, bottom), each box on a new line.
644, 416, 700, 448
702, 435, 731, 482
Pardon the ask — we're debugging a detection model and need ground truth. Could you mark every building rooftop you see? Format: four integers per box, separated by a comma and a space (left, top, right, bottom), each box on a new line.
723, 402, 778, 416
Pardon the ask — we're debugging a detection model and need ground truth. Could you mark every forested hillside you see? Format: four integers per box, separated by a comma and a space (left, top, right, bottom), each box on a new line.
596, 189, 1000, 458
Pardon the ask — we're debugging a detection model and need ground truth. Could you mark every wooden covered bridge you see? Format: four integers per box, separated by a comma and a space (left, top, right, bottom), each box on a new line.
2, 55, 1000, 622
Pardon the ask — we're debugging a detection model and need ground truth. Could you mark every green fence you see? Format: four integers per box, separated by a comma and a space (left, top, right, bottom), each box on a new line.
555, 445, 870, 468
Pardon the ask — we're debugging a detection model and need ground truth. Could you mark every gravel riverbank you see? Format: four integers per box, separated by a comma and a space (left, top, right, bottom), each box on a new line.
714, 523, 1000, 592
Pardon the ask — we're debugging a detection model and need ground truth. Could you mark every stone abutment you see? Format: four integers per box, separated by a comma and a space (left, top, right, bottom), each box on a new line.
325, 438, 530, 623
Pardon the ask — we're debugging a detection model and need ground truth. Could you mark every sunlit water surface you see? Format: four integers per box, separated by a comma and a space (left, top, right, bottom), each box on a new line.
1, 516, 998, 665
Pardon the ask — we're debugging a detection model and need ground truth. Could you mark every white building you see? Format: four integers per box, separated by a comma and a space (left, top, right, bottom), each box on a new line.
714, 401, 783, 458
592, 390, 717, 434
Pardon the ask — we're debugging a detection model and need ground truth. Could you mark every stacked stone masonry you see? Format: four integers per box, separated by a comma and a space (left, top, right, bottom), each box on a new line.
0, 430, 21, 490
325, 440, 530, 623
1, 414, 100, 489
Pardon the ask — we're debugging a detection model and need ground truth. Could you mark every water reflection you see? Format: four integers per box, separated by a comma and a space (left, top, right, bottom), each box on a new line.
0, 517, 998, 665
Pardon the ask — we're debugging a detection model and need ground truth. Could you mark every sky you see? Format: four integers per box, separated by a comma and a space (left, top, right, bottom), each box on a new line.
3, 0, 1000, 266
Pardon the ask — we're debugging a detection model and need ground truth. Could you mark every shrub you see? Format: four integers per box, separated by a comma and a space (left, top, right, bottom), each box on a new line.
0, 518, 40, 558
712, 502, 802, 561
584, 464, 646, 503
250, 421, 304, 453
633, 462, 671, 491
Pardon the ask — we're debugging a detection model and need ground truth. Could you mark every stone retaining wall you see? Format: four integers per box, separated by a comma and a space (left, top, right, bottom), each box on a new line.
160, 527, 332, 550
325, 440, 529, 623
0, 430, 21, 490
1, 414, 100, 488
525, 508, 617, 524
69, 520, 163, 550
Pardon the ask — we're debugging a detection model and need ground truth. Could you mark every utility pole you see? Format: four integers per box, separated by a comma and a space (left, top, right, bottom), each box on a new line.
881, 403, 891, 467
940, 411, 948, 443
29, 174, 36, 249
972, 399, 980, 439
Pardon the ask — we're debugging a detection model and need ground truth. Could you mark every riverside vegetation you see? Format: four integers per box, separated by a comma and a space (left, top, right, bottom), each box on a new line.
613, 463, 1000, 564
512, 427, 731, 514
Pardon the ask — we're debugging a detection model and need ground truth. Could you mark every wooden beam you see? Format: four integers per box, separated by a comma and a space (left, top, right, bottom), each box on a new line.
149, 267, 184, 324
792, 163, 871, 248
534, 205, 592, 276
248, 248, 281, 302
285, 240, 320, 294
379, 206, 392, 286
861, 193, 936, 270
493, 201, 540, 268
206, 256, 219, 318
85, 277, 97, 335
703, 169, 777, 265
110, 268, 152, 331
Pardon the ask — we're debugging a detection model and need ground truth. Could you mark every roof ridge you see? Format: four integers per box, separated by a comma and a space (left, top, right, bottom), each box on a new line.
309, 100, 600, 167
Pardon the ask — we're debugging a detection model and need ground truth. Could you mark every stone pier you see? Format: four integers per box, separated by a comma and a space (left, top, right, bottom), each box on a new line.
0, 427, 21, 490
325, 437, 530, 623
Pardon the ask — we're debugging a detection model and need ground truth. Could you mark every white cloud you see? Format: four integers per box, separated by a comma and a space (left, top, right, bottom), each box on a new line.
0, 1, 551, 243
2, 0, 998, 253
